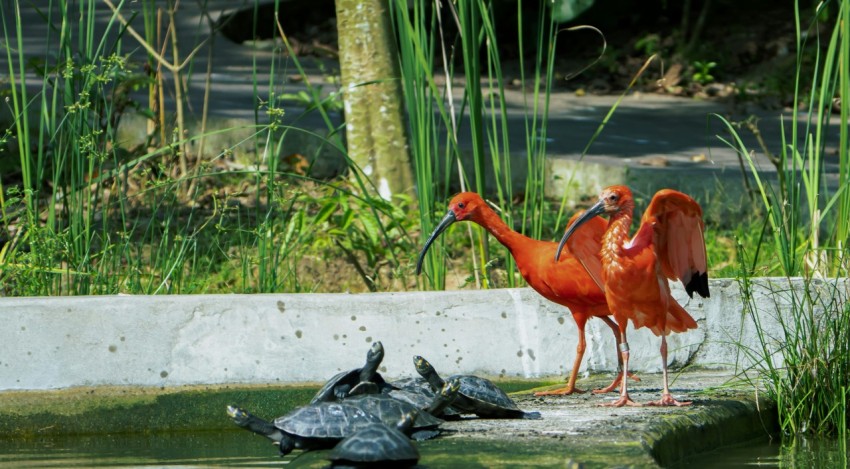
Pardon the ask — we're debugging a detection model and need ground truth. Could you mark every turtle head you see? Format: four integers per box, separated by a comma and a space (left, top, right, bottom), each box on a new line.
412, 355, 434, 377
396, 410, 419, 435
413, 356, 446, 391
227, 405, 251, 427
361, 342, 385, 381
367, 341, 384, 363
442, 377, 462, 400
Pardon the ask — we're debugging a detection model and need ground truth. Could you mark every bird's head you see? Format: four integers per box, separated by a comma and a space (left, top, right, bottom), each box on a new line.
445, 192, 488, 222
594, 185, 634, 214
554, 185, 634, 261
415, 192, 490, 275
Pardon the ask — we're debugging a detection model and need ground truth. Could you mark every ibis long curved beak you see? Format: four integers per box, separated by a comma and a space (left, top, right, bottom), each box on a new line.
415, 210, 457, 275
555, 199, 607, 262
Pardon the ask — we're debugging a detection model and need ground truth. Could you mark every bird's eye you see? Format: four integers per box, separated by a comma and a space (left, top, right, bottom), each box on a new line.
458, 202, 465, 209
607, 194, 618, 202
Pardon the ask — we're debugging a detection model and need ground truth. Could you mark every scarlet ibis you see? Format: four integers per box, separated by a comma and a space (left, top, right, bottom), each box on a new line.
556, 185, 708, 407
416, 192, 639, 395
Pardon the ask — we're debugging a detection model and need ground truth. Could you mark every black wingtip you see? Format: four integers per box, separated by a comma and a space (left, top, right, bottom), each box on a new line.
685, 271, 710, 299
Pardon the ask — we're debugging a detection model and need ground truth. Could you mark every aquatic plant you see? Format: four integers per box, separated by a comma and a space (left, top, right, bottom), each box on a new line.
725, 0, 850, 439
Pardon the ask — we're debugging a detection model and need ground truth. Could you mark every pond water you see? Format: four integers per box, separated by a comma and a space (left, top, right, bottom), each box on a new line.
682, 436, 848, 469
0, 431, 846, 468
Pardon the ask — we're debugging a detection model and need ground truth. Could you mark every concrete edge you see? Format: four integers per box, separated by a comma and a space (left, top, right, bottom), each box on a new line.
643, 394, 778, 466
0, 381, 552, 438
3, 278, 848, 391
0, 380, 779, 468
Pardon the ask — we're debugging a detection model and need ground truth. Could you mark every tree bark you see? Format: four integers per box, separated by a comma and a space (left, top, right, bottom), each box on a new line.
335, 0, 414, 199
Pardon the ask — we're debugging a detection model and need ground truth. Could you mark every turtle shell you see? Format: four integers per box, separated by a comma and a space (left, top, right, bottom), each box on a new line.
310, 342, 389, 404
453, 375, 518, 411
275, 402, 382, 440
449, 375, 540, 419
388, 377, 460, 418
327, 422, 419, 467
344, 394, 443, 430
389, 377, 433, 394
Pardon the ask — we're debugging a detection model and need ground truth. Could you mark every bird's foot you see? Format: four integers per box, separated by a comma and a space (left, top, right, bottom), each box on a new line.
599, 394, 642, 407
645, 393, 692, 407
534, 386, 585, 396
591, 370, 641, 394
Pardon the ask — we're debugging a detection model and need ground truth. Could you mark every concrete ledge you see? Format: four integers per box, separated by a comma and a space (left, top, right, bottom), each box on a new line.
0, 372, 776, 468
1, 278, 847, 391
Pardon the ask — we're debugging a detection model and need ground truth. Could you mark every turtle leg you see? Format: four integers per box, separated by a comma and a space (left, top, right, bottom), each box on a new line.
277, 435, 296, 456
348, 381, 379, 396
521, 410, 543, 420
333, 384, 352, 400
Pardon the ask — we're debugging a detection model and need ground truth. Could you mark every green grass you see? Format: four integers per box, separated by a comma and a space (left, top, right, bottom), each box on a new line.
0, 0, 418, 295
724, 0, 850, 440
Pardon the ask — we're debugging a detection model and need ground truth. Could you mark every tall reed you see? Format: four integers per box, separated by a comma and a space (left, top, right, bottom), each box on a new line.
722, 0, 849, 438
0, 0, 415, 295
392, 1, 559, 289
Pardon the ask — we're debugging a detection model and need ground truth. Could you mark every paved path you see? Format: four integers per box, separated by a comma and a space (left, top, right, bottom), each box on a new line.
5, 2, 843, 206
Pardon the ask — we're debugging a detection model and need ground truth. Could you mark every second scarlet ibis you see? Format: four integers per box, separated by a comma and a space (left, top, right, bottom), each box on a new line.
557, 185, 709, 407
416, 192, 638, 395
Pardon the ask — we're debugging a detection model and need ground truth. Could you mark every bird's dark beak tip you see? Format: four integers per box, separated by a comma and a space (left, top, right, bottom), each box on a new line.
415, 211, 457, 276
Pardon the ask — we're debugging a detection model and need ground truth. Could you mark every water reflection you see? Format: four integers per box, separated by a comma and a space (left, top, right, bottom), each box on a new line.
683, 436, 849, 468
0, 432, 586, 468
0, 431, 281, 468
0, 431, 846, 468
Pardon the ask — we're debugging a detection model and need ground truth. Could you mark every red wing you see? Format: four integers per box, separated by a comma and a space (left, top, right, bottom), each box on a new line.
563, 210, 607, 292
643, 189, 709, 298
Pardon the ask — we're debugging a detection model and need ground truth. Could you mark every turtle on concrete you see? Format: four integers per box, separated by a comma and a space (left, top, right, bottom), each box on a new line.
413, 355, 542, 419
226, 402, 381, 455
310, 341, 392, 403
327, 410, 420, 468
343, 384, 452, 441
387, 376, 461, 419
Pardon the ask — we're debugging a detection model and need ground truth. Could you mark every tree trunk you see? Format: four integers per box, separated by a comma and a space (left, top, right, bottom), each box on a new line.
335, 0, 414, 199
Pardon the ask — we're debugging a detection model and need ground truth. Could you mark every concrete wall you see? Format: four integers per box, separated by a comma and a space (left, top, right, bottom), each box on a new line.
1, 278, 846, 391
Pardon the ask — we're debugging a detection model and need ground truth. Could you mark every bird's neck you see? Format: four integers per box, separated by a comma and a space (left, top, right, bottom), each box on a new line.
472, 208, 527, 251
602, 209, 634, 261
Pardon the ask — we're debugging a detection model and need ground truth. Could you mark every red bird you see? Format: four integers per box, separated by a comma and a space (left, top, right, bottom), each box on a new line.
556, 185, 709, 407
416, 192, 638, 396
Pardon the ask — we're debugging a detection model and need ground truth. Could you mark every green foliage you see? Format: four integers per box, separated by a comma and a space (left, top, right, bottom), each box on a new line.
725, 0, 850, 440
634, 33, 661, 56
691, 60, 717, 85
0, 0, 414, 296
736, 275, 850, 437
715, 0, 849, 278
391, 0, 580, 290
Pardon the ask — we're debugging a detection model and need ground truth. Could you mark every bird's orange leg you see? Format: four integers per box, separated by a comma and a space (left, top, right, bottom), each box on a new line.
592, 316, 641, 394
535, 315, 587, 396
601, 332, 641, 407
646, 336, 692, 407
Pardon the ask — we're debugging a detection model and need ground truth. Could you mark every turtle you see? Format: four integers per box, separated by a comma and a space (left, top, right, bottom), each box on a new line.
327, 410, 420, 468
413, 355, 542, 419
310, 341, 392, 403
343, 385, 452, 441
226, 401, 381, 455
387, 377, 461, 419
